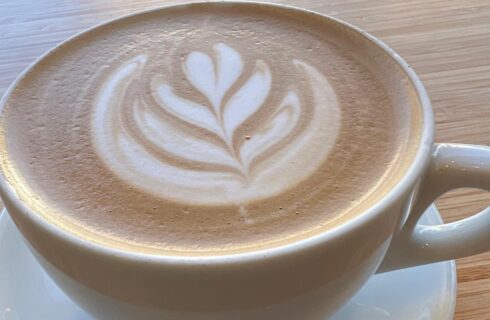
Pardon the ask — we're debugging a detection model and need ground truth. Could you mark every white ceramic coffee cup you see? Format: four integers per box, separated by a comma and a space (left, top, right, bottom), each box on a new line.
1, 2, 489, 319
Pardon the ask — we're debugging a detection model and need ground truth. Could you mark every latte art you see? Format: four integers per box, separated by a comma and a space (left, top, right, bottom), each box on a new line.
93, 43, 340, 204
0, 3, 420, 254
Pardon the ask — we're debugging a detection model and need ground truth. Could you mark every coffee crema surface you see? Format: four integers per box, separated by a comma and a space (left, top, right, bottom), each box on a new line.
0, 3, 421, 254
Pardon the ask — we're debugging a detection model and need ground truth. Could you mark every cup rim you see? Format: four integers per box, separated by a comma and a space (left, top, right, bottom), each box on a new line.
0, 0, 434, 266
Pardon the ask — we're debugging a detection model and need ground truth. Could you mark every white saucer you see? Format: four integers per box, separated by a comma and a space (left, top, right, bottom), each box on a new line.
0, 206, 456, 320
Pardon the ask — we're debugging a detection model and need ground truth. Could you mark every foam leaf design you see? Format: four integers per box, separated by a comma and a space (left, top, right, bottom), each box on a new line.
121, 43, 304, 177
151, 43, 274, 168
92, 41, 342, 204
222, 60, 271, 140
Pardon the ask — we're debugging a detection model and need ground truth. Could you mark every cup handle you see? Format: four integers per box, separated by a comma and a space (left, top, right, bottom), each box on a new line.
377, 143, 490, 273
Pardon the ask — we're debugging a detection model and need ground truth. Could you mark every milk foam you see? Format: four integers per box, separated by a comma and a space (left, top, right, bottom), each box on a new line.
92, 43, 340, 204
0, 3, 420, 254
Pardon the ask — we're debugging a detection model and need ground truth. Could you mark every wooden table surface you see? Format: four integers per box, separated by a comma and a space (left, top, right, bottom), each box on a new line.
1, 0, 489, 318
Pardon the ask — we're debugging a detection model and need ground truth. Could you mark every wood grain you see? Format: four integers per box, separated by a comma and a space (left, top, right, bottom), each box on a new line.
0, 0, 489, 318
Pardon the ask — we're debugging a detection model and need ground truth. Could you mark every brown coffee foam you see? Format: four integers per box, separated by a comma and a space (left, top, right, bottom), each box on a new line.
0, 3, 421, 255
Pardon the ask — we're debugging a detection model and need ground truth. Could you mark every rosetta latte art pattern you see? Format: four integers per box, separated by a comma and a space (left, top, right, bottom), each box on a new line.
92, 43, 341, 204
